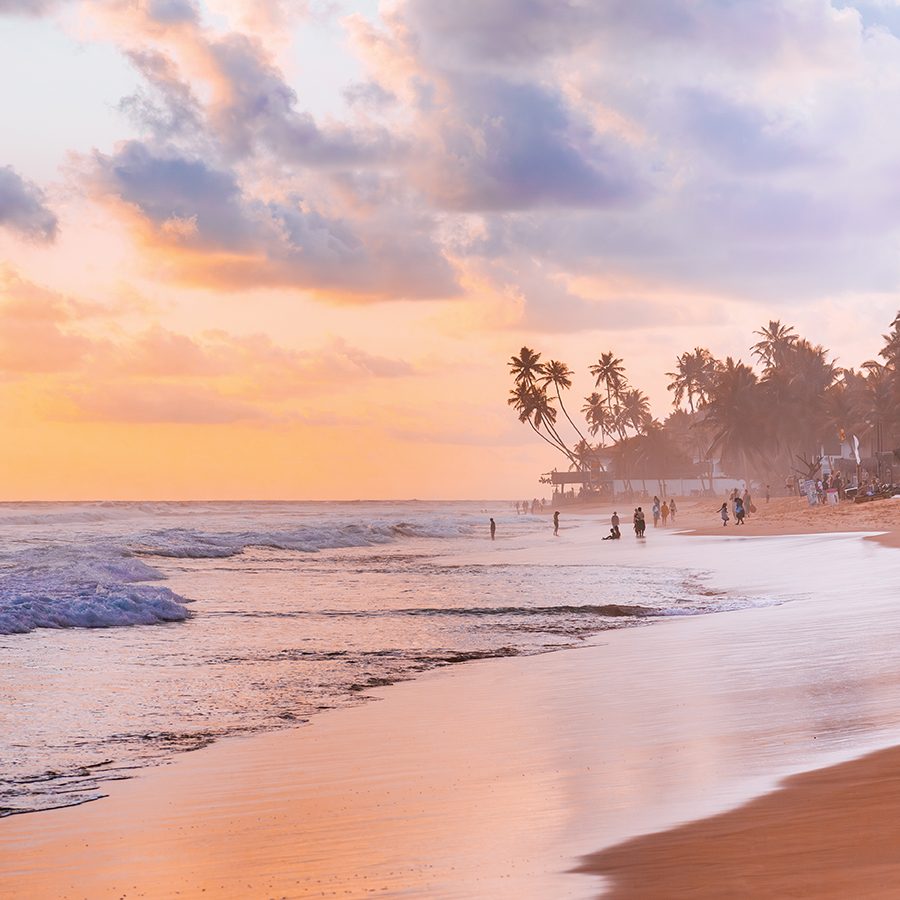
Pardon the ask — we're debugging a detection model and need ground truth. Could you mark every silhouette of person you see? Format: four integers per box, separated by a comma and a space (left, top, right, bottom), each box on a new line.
490, 518, 496, 540
553, 510, 560, 536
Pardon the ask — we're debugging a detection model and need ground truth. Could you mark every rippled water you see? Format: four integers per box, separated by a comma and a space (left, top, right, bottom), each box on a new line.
0, 501, 753, 816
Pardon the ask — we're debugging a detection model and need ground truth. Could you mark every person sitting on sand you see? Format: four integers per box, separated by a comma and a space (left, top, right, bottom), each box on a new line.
602, 527, 619, 541
735, 497, 746, 525
669, 498, 677, 523
553, 510, 560, 536
610, 511, 621, 540
718, 502, 729, 526
661, 501, 669, 527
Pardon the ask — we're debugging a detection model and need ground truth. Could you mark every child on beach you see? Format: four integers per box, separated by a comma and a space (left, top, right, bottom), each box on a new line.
735, 497, 746, 525
718, 502, 729, 526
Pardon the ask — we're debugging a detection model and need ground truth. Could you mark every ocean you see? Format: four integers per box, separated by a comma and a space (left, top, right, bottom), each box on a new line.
0, 501, 753, 818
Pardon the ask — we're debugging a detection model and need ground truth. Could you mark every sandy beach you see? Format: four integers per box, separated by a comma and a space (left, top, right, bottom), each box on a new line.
4, 499, 900, 898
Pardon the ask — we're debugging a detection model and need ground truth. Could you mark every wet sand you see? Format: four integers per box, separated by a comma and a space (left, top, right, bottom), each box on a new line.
4, 525, 900, 897
581, 744, 900, 898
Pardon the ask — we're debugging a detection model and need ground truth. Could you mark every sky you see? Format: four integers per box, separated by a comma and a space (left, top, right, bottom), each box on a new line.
1, 0, 900, 500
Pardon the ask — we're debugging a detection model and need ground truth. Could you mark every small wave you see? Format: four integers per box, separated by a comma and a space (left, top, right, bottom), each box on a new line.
132, 521, 473, 558
393, 603, 661, 618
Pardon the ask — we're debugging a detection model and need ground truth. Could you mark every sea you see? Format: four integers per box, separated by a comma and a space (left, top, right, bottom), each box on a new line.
0, 501, 753, 818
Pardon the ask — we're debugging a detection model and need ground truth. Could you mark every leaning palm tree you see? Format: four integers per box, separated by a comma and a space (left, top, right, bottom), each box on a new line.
541, 360, 589, 446
508, 383, 578, 466
509, 347, 545, 388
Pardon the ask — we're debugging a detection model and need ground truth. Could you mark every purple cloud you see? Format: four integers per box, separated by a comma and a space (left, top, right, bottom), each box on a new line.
89, 141, 458, 299
422, 76, 643, 211
0, 166, 58, 242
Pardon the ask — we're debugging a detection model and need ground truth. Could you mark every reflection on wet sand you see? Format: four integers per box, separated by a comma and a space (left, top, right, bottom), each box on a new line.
4, 528, 900, 898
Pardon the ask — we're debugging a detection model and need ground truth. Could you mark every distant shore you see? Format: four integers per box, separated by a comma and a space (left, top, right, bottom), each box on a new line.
674, 493, 900, 548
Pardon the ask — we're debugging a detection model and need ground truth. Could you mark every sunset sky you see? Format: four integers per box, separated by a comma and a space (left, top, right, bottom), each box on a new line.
2, 0, 900, 499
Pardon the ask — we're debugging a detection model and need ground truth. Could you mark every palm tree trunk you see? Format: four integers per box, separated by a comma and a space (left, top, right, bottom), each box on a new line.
556, 386, 590, 447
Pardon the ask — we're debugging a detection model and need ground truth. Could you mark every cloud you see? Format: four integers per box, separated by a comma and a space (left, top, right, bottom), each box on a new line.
87, 141, 458, 299
416, 75, 644, 212
0, 271, 93, 372
0, 167, 58, 242
0, 0, 66, 15
66, 382, 267, 424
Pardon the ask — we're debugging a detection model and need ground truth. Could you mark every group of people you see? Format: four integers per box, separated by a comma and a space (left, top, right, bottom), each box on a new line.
717, 487, 755, 526
602, 507, 655, 540
515, 498, 545, 515
650, 496, 677, 528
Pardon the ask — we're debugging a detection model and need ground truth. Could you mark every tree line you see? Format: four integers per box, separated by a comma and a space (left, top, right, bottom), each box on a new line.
508, 316, 900, 485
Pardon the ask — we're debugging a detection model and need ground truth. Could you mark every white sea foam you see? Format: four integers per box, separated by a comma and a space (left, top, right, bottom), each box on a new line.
0, 546, 189, 635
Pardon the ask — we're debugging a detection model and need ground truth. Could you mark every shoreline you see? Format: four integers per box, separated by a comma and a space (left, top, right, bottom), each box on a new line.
4, 520, 900, 896
579, 743, 900, 898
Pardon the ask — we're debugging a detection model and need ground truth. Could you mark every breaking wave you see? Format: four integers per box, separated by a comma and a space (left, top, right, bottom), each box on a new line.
0, 516, 477, 635
0, 547, 190, 635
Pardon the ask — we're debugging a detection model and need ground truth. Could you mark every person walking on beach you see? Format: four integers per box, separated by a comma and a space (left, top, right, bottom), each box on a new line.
490, 518, 496, 540
669, 498, 677, 523
735, 496, 746, 525
553, 510, 560, 536
661, 500, 670, 527
742, 488, 752, 517
718, 502, 729, 526
765, 484, 771, 504
652, 496, 661, 527
634, 507, 646, 538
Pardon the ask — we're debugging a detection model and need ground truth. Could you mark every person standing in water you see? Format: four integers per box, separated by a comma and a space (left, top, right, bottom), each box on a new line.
553, 510, 560, 536
490, 518, 496, 540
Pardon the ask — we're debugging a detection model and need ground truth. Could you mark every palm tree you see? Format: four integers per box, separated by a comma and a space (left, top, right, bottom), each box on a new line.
541, 360, 589, 446
703, 357, 767, 481
751, 321, 798, 368
667, 348, 719, 412
620, 388, 652, 436
581, 392, 616, 444
589, 352, 627, 407
507, 383, 578, 467
509, 347, 545, 388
